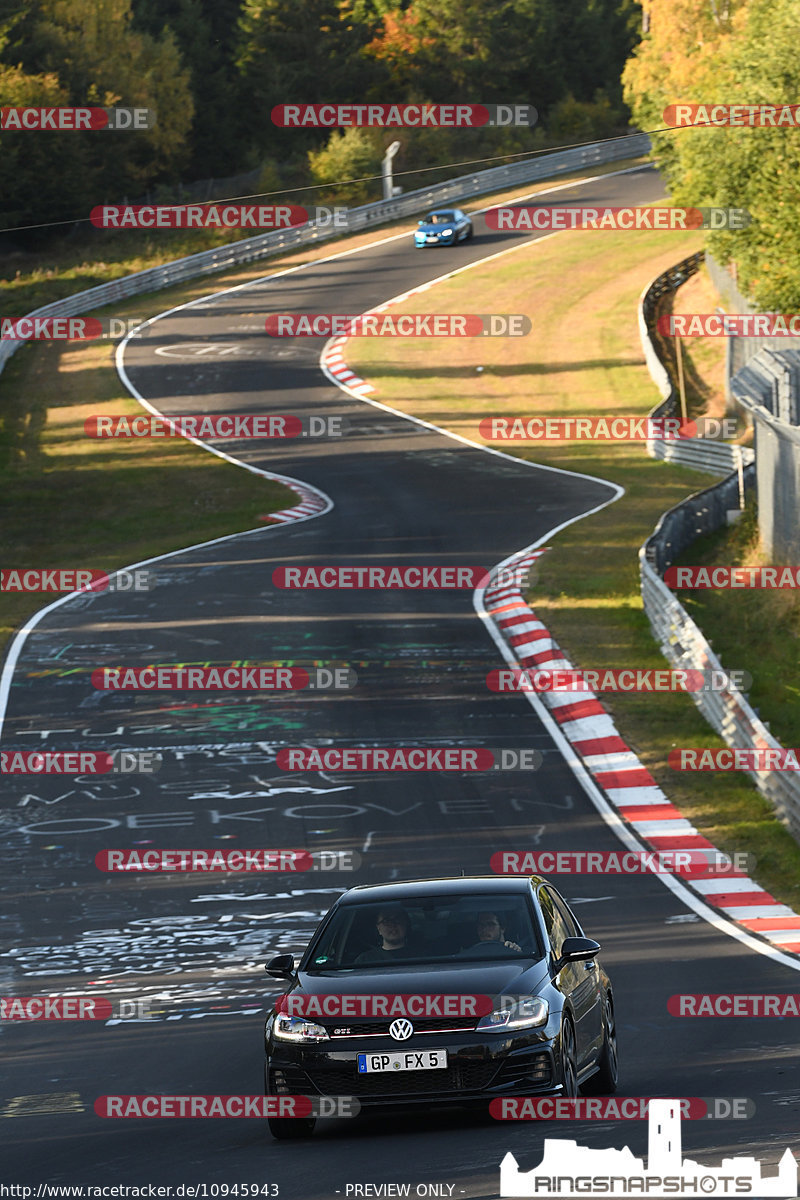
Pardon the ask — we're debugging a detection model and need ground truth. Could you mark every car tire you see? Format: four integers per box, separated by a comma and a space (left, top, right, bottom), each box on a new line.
582, 995, 618, 1095
558, 1015, 578, 1098
465, 226, 474, 241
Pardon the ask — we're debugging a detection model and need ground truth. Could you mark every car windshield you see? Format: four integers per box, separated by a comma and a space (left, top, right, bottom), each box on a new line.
427, 212, 455, 224
302, 892, 542, 971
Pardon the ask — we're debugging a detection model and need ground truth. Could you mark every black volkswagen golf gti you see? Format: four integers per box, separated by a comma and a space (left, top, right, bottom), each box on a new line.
263, 875, 617, 1137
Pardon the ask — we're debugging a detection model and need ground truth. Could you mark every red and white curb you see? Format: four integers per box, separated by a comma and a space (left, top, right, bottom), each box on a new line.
483, 548, 800, 955
319, 278, 449, 397
258, 479, 330, 525
321, 336, 375, 396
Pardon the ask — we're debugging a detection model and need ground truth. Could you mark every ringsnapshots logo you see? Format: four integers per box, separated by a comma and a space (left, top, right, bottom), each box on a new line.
1, 995, 155, 1021
0, 567, 155, 592
663, 102, 800, 128
271, 103, 537, 128
0, 107, 155, 131
490, 849, 753, 878
277, 747, 542, 771
95, 1095, 360, 1119
666, 565, 800, 589
485, 206, 750, 232
1, 750, 162, 775
84, 414, 344, 439
90, 665, 357, 691
265, 314, 530, 337
95, 848, 361, 872
498, 1099, 797, 1198
90, 205, 348, 230
487, 667, 752, 693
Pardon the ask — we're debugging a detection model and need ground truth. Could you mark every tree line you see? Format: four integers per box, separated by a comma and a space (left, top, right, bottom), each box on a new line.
0, 0, 639, 242
624, 0, 800, 310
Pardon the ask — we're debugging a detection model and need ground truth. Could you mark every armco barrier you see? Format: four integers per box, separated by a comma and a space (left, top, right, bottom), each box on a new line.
0, 133, 650, 382
639, 250, 755, 476
638, 260, 800, 844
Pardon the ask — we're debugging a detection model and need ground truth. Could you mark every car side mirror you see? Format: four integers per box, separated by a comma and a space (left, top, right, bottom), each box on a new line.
557, 937, 600, 964
265, 953, 296, 979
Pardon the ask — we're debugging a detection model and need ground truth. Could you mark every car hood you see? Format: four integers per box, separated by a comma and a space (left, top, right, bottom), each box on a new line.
417, 221, 455, 233
282, 958, 549, 1006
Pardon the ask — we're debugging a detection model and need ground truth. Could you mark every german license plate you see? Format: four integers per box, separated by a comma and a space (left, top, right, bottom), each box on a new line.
357, 1049, 447, 1073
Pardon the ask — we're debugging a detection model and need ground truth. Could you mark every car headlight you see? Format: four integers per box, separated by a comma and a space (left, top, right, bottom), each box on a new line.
476, 997, 549, 1032
441, 227, 453, 236
273, 1014, 330, 1043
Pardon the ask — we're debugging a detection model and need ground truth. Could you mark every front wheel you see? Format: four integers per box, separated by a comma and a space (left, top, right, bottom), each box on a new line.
582, 996, 618, 1095
559, 1016, 578, 1098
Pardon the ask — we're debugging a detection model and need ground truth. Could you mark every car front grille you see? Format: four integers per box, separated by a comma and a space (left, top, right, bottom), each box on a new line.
325, 1016, 477, 1038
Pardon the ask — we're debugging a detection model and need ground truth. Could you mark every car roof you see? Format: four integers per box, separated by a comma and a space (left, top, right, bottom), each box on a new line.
336, 875, 544, 905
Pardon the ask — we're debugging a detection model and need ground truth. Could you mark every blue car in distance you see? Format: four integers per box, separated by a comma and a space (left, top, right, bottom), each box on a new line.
414, 208, 473, 247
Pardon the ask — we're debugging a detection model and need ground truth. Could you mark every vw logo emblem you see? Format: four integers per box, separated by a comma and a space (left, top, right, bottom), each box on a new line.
389, 1018, 413, 1041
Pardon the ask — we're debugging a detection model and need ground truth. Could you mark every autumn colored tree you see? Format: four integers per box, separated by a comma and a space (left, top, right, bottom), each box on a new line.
623, 0, 800, 308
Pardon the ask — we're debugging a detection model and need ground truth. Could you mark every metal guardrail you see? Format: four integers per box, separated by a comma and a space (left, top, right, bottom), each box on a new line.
638, 259, 800, 842
639, 251, 755, 476
0, 132, 651, 381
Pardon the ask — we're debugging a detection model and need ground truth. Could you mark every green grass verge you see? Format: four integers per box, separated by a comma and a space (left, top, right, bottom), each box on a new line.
345, 221, 800, 911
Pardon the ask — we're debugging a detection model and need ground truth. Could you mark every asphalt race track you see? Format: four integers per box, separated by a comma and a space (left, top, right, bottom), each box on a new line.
2, 165, 799, 1195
